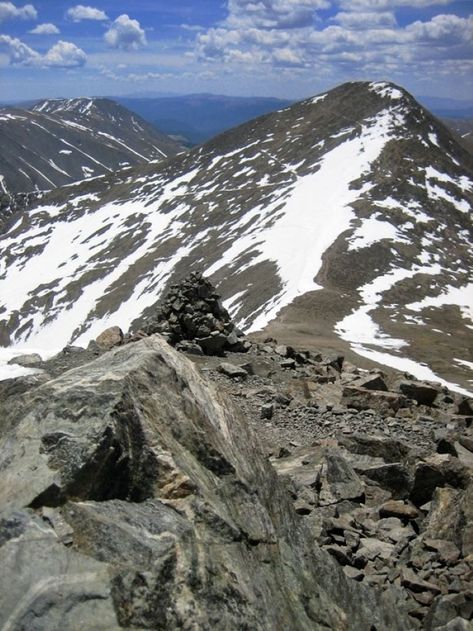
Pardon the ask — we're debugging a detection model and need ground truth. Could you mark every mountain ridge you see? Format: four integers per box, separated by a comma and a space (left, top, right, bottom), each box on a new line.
0, 80, 471, 394
0, 97, 182, 195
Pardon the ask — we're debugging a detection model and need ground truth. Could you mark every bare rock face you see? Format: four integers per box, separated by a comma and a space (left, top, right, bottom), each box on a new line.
0, 335, 407, 630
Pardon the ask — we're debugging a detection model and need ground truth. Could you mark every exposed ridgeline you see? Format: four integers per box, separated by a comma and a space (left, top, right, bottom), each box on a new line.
1, 273, 472, 629
0, 81, 472, 393
0, 97, 182, 194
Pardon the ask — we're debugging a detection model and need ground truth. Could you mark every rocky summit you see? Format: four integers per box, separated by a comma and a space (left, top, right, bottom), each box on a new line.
0, 81, 471, 393
1, 274, 472, 630
0, 336, 407, 631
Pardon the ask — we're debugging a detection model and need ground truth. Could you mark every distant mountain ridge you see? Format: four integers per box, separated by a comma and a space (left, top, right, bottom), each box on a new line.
0, 81, 472, 394
0, 98, 182, 194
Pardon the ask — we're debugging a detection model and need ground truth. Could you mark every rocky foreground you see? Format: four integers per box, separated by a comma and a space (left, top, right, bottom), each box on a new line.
1, 274, 472, 630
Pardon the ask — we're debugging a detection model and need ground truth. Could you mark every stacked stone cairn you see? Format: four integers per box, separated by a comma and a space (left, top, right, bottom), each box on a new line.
142, 272, 251, 356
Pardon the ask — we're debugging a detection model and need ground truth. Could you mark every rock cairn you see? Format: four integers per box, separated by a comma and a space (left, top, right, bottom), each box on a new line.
141, 272, 251, 356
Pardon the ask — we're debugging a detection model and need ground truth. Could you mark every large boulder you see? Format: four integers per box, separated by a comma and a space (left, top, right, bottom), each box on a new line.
95, 325, 124, 350
396, 380, 440, 406
341, 386, 407, 414
0, 335, 408, 630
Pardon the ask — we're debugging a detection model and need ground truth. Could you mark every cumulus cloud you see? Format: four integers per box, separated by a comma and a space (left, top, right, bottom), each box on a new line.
0, 33, 39, 63
104, 14, 147, 50
66, 5, 108, 22
338, 0, 454, 9
333, 12, 398, 30
29, 22, 60, 35
227, 0, 330, 29
195, 0, 473, 89
0, 34, 87, 67
407, 13, 473, 43
43, 40, 87, 66
0, 2, 37, 22
272, 46, 305, 65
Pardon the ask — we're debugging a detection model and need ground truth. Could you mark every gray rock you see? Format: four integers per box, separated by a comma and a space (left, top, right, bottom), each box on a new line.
343, 566, 364, 581
196, 332, 228, 355
359, 462, 411, 498
424, 593, 473, 630
411, 455, 470, 506
339, 432, 411, 463
354, 537, 395, 563
423, 487, 463, 545
423, 538, 461, 564
401, 567, 441, 594
397, 380, 440, 406
459, 482, 473, 556
218, 362, 248, 379
175, 340, 204, 355
0, 335, 409, 630
318, 451, 365, 506
280, 358, 296, 369
433, 618, 472, 631
7, 352, 42, 367
342, 386, 406, 414
261, 402, 274, 419
350, 374, 388, 391
0, 510, 119, 630
95, 325, 124, 350
379, 500, 420, 521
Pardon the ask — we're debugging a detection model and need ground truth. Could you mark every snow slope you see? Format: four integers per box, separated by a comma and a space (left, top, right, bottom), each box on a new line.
1, 81, 472, 393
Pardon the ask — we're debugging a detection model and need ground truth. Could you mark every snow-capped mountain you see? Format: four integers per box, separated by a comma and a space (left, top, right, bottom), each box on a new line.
0, 98, 182, 194
0, 81, 472, 392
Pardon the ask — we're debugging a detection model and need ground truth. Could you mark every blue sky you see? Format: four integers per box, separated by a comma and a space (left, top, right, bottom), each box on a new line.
0, 1, 472, 101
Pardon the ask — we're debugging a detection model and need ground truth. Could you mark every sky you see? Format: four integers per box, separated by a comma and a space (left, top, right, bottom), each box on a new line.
0, 0, 472, 102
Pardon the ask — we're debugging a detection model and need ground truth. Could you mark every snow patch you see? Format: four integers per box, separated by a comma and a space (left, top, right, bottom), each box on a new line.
406, 284, 473, 321
369, 82, 404, 100
310, 94, 327, 105
350, 346, 472, 397
348, 216, 408, 251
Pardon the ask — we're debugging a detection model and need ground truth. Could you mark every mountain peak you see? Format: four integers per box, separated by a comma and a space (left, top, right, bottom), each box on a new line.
0, 80, 471, 394
33, 97, 98, 116
0, 98, 183, 195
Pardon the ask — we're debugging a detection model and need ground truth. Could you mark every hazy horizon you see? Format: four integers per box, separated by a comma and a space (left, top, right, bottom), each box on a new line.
0, 1, 472, 102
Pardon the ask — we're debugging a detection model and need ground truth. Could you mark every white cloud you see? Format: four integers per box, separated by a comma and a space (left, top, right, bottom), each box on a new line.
0, 34, 87, 67
227, 0, 331, 29
272, 47, 305, 65
0, 2, 37, 22
406, 14, 473, 43
195, 1, 473, 93
333, 12, 397, 30
29, 22, 60, 35
0, 33, 39, 63
104, 14, 147, 50
99, 65, 173, 82
338, 0, 454, 9
66, 5, 108, 22
43, 40, 87, 66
